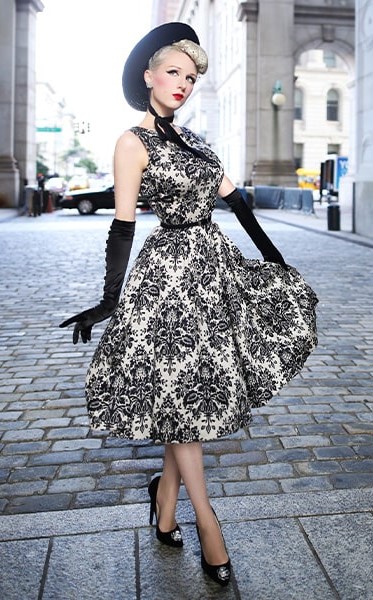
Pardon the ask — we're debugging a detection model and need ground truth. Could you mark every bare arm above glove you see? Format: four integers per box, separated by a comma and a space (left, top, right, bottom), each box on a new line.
222, 188, 286, 268
59, 218, 135, 344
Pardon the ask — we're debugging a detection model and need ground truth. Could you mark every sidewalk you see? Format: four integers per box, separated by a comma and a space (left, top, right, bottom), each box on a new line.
0, 208, 21, 222
255, 202, 373, 249
1, 489, 372, 599
3, 201, 373, 247
0, 208, 372, 599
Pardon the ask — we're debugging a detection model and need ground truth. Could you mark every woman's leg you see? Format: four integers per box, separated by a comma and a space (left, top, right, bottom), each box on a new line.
169, 442, 229, 565
156, 444, 182, 532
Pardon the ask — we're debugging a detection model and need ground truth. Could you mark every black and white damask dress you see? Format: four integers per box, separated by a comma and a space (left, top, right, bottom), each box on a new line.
86, 126, 318, 443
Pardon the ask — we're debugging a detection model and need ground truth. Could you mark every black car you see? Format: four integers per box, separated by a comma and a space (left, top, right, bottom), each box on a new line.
60, 185, 150, 214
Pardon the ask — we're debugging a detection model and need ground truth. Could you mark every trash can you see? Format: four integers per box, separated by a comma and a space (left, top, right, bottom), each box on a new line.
24, 185, 36, 215
32, 190, 42, 217
327, 203, 340, 231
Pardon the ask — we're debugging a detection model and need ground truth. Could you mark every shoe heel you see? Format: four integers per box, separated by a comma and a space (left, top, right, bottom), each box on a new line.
147, 475, 183, 548
149, 503, 155, 525
148, 476, 158, 525
196, 513, 231, 587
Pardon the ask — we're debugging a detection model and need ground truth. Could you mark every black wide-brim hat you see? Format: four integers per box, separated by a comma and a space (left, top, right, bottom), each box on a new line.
122, 22, 200, 112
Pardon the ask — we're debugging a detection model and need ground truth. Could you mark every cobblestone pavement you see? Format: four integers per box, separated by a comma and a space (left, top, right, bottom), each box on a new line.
0, 208, 372, 514
1, 208, 373, 599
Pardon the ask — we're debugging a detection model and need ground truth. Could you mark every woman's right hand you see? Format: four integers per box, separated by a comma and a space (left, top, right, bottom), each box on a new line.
59, 302, 116, 344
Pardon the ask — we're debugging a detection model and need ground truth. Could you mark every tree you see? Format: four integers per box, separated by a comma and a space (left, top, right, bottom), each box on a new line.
61, 137, 98, 175
76, 157, 98, 174
61, 137, 84, 162
36, 157, 49, 177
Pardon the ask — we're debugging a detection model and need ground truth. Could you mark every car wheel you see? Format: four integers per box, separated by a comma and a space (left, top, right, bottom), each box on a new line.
77, 199, 95, 215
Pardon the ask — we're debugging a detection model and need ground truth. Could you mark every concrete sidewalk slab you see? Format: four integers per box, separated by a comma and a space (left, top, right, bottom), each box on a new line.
42, 530, 137, 600
0, 209, 20, 222
255, 205, 373, 249
227, 519, 335, 600
300, 513, 373, 600
1, 490, 372, 599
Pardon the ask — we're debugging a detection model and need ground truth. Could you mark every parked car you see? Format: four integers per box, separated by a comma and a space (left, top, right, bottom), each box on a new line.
44, 176, 67, 208
68, 175, 90, 191
60, 186, 150, 214
45, 176, 67, 194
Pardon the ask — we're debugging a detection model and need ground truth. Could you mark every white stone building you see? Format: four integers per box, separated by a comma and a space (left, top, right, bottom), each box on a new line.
35, 82, 75, 176
154, 0, 246, 186
354, 0, 373, 238
153, 0, 354, 188
294, 49, 351, 171
0, 0, 44, 205
2, 0, 371, 238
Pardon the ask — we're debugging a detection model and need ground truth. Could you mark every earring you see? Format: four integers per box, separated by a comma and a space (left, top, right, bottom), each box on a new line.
146, 82, 152, 89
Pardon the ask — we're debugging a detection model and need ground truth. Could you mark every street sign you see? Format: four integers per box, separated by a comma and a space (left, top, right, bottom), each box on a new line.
36, 126, 62, 132
336, 156, 349, 190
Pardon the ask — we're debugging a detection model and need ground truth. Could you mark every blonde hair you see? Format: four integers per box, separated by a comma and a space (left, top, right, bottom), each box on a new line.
148, 39, 208, 74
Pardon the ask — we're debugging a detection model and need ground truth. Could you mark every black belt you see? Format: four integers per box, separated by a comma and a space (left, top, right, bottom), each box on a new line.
160, 217, 211, 230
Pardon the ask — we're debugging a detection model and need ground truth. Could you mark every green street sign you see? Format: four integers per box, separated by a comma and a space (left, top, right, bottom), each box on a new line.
37, 126, 62, 132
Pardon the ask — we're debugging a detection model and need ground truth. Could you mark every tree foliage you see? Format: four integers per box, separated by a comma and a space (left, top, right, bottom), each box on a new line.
36, 157, 49, 177
76, 158, 98, 173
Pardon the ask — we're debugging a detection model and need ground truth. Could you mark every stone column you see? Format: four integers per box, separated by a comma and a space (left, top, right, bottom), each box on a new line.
0, 0, 19, 207
241, 0, 297, 186
243, 17, 259, 185
354, 0, 373, 239
14, 0, 44, 194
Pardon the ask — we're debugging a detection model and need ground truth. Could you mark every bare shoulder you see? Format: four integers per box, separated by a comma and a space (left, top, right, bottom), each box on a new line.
115, 130, 144, 153
115, 130, 148, 168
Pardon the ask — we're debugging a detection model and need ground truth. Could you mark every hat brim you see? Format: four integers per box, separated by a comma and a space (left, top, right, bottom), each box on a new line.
122, 22, 200, 112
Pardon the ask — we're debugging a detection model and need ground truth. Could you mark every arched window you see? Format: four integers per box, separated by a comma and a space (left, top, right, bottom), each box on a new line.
327, 89, 339, 121
294, 88, 303, 120
323, 51, 337, 68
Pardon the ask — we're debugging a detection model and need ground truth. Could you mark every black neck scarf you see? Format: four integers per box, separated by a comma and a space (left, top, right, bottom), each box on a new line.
148, 103, 214, 163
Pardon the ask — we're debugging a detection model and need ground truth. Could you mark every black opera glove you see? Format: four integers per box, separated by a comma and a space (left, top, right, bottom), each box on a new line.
59, 218, 135, 344
222, 188, 287, 268
59, 302, 117, 345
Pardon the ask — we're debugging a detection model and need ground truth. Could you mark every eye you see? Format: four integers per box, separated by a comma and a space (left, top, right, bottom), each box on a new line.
167, 69, 179, 76
187, 75, 196, 84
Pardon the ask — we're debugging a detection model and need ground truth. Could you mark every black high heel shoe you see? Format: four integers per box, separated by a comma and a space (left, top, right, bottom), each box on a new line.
148, 476, 183, 548
196, 508, 231, 586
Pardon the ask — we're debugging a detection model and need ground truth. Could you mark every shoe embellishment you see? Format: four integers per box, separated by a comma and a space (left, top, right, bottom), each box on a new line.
218, 566, 231, 581
171, 529, 183, 542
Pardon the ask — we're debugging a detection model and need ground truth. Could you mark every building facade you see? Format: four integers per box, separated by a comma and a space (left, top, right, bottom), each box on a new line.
36, 82, 76, 177
354, 0, 373, 238
153, 0, 355, 189
1, 1, 371, 238
294, 49, 351, 170
0, 0, 44, 206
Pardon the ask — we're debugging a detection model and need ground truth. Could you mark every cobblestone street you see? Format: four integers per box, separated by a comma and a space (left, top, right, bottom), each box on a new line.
0, 208, 372, 599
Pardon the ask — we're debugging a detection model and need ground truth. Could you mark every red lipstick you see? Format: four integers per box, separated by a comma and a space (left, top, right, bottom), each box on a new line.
173, 94, 184, 101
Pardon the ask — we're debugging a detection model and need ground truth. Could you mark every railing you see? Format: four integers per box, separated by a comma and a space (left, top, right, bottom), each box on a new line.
252, 186, 314, 214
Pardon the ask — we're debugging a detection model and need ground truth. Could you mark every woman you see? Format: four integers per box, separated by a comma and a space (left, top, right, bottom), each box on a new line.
60, 22, 318, 587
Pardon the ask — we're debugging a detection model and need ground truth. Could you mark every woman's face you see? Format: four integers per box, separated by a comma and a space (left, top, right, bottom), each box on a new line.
145, 49, 198, 115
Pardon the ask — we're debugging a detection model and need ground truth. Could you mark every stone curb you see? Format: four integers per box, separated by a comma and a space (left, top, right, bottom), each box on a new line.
1, 488, 372, 542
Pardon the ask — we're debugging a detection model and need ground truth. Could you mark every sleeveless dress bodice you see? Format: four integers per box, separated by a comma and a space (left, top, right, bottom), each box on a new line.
131, 126, 223, 226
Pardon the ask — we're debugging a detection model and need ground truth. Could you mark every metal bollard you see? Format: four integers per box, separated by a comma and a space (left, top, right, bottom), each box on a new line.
327, 203, 340, 231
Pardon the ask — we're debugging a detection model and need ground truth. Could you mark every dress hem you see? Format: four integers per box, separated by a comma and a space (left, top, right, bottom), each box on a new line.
89, 415, 253, 444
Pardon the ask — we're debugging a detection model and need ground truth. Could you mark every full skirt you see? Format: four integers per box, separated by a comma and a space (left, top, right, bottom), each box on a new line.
85, 222, 318, 443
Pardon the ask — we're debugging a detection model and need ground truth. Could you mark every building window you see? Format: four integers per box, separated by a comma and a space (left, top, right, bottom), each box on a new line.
294, 143, 303, 169
327, 144, 340, 155
327, 89, 339, 121
323, 51, 337, 68
294, 88, 303, 120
